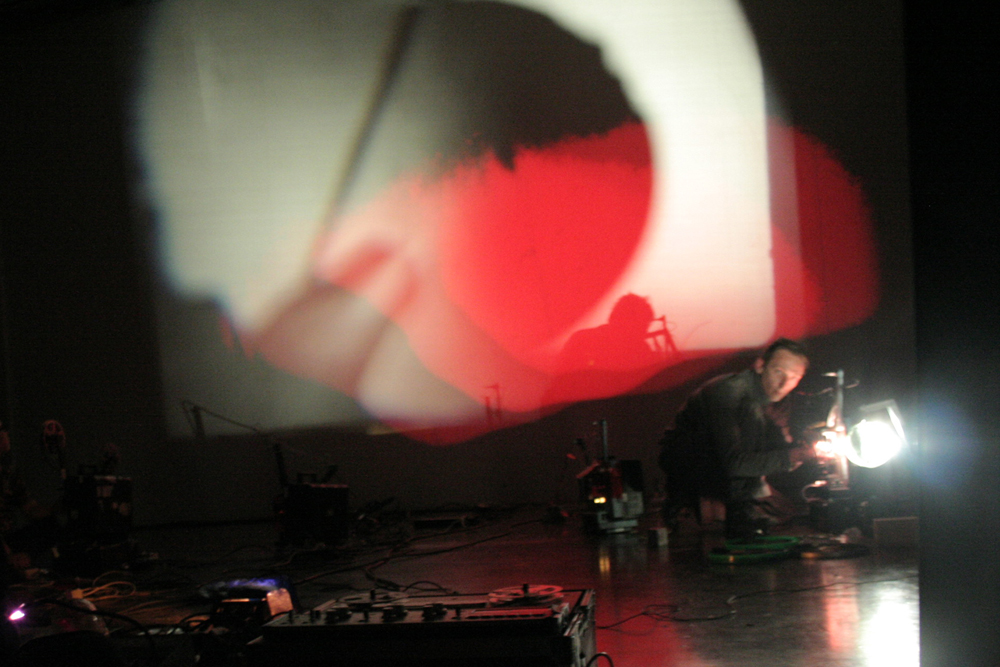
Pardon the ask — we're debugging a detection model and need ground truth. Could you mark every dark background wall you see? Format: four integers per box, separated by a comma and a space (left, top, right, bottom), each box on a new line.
0, 4, 167, 510
2, 1, 997, 662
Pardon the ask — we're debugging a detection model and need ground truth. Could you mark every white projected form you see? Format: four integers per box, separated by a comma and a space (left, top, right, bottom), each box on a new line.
522, 0, 774, 351
138, 0, 774, 433
138, 1, 404, 332
143, 0, 772, 350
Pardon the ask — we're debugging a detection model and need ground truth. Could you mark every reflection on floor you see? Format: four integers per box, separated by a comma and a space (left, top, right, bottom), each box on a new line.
5, 507, 918, 666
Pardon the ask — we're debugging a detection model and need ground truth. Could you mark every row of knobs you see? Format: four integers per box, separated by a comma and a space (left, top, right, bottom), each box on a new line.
283, 602, 459, 624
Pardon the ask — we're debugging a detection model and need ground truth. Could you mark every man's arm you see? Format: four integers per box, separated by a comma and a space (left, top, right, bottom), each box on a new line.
705, 385, 796, 477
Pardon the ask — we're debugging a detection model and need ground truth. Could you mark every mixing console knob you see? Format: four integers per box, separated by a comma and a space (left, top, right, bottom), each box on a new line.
326, 607, 352, 623
421, 603, 447, 620
381, 604, 407, 622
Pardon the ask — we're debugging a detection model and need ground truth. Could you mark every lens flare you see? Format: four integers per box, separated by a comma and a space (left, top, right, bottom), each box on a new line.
847, 420, 903, 469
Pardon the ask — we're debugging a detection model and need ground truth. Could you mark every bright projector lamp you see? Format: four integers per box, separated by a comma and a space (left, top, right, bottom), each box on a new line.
813, 387, 907, 492
844, 400, 906, 469
806, 392, 907, 534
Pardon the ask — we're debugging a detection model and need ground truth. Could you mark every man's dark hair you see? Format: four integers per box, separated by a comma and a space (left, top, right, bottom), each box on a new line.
761, 337, 808, 365
608, 293, 653, 328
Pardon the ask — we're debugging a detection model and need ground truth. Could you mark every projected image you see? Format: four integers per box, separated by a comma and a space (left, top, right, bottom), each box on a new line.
136, 0, 881, 442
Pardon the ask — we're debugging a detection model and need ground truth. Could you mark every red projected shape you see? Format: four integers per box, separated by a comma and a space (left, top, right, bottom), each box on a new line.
318, 120, 653, 375
299, 118, 882, 443
769, 120, 880, 338
439, 122, 653, 360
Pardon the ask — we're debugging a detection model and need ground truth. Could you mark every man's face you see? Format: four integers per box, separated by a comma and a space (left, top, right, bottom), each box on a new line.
755, 349, 808, 402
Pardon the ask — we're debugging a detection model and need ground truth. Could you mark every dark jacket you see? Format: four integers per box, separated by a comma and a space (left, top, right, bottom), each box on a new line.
660, 368, 794, 506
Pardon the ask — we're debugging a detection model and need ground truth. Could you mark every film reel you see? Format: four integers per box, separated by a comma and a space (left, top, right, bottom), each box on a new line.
487, 584, 564, 606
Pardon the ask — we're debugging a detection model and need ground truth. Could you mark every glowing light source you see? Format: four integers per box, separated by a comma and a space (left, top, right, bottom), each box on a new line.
845, 401, 907, 469
8, 605, 26, 622
814, 434, 843, 459
820, 400, 906, 471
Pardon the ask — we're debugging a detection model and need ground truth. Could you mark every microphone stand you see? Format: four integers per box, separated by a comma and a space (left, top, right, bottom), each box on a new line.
181, 401, 290, 490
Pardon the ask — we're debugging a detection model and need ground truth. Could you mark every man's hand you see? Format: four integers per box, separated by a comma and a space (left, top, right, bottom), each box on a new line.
787, 443, 817, 471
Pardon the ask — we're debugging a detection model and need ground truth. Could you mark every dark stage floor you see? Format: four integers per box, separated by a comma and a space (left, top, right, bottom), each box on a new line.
4, 506, 918, 667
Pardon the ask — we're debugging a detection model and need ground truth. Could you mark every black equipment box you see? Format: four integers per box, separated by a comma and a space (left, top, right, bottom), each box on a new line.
58, 474, 135, 575
277, 482, 350, 546
247, 587, 596, 666
62, 474, 133, 539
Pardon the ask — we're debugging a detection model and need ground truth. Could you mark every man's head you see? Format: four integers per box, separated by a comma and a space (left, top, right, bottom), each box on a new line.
607, 293, 654, 334
754, 338, 808, 402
